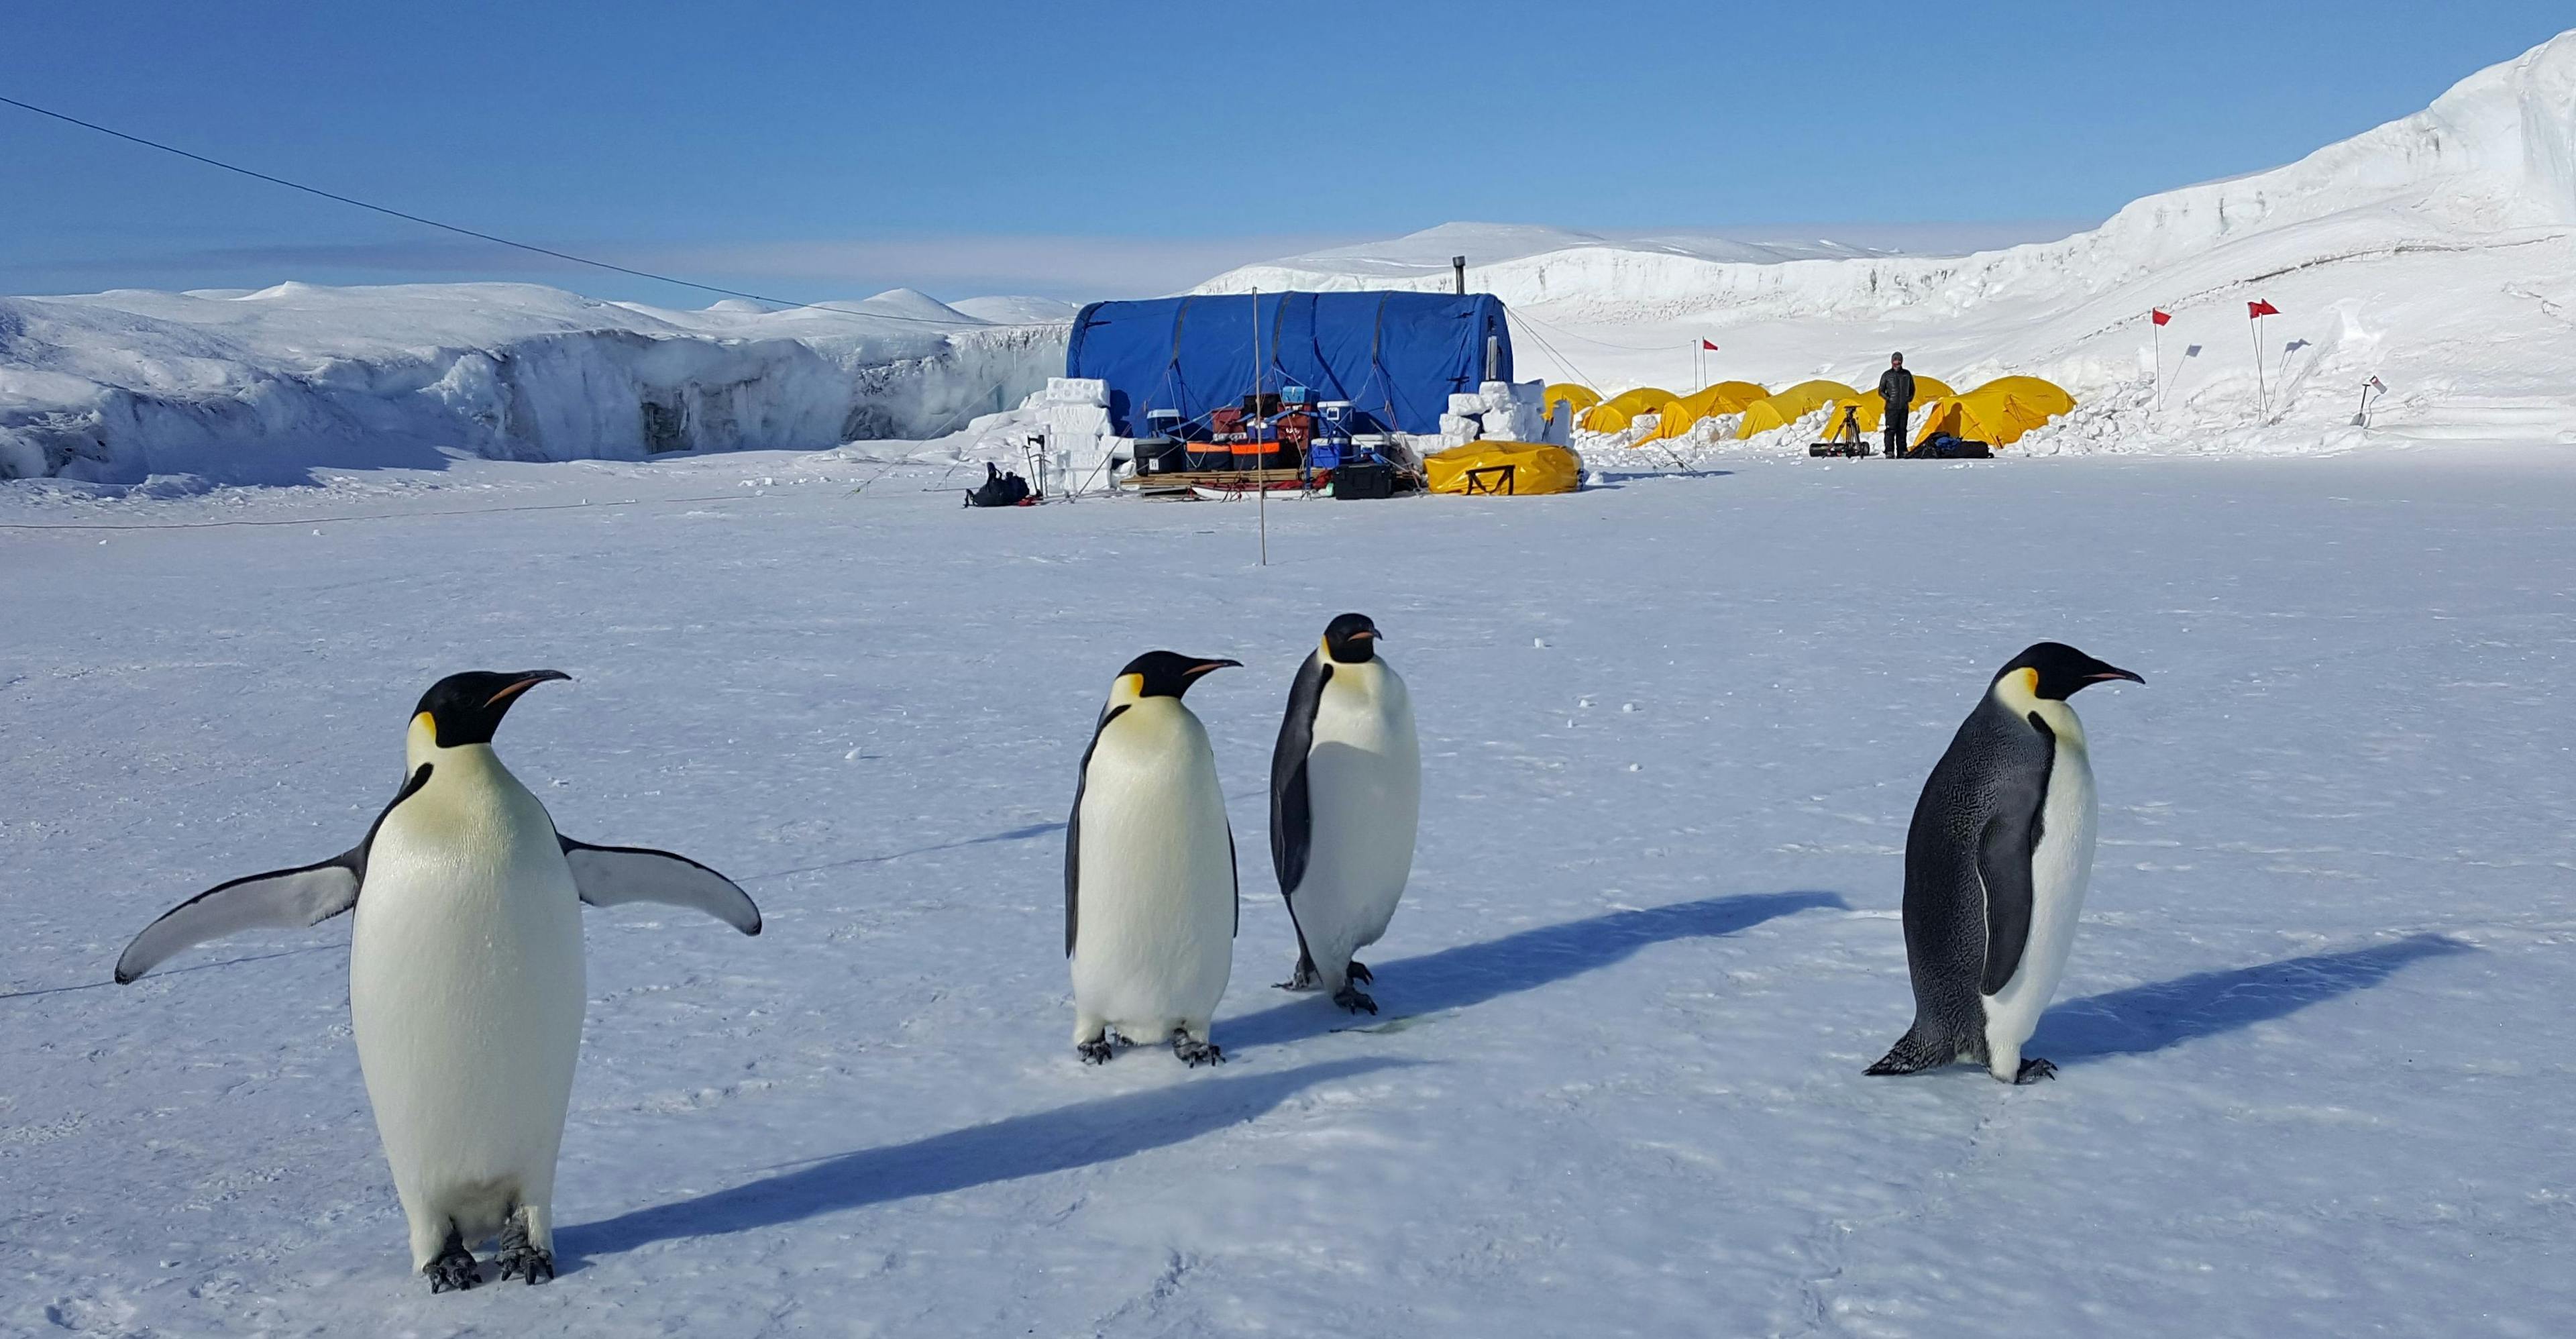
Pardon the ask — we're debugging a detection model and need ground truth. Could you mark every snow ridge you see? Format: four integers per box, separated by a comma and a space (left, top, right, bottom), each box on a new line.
1197, 31, 2576, 326
0, 283, 1067, 485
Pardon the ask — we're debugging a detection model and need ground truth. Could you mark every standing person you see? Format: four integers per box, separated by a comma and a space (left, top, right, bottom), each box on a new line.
1878, 353, 1917, 458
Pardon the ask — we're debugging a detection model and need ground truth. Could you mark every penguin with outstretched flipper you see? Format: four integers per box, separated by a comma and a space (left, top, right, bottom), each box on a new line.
116, 670, 760, 1291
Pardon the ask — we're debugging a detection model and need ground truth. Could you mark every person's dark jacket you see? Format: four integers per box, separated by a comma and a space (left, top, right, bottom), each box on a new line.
1878, 368, 1917, 411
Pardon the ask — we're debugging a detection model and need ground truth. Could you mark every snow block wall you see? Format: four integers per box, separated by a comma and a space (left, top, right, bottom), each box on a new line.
0, 283, 1068, 484
1038, 377, 1118, 493
1438, 380, 1554, 449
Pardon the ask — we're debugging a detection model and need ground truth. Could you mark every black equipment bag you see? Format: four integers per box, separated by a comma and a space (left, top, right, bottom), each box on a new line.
964, 462, 1034, 506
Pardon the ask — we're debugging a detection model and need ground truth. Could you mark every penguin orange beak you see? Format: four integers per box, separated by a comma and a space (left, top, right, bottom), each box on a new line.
2084, 665, 2144, 686
1185, 659, 1241, 677
485, 669, 572, 708
1348, 629, 1381, 641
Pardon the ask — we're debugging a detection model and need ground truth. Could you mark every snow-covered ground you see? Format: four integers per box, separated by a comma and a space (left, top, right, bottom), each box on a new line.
0, 283, 1067, 486
4, 443, 2571, 1336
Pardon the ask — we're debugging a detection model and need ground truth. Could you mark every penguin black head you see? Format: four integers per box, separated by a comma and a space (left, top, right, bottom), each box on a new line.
1995, 643, 2143, 701
413, 669, 571, 747
1322, 612, 1383, 664
1114, 651, 1240, 700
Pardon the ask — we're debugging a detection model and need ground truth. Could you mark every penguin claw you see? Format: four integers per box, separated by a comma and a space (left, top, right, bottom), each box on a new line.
1277, 956, 1322, 992
494, 1245, 554, 1285
1076, 1038, 1115, 1065
1346, 961, 1373, 984
494, 1219, 553, 1285
424, 1229, 478, 1294
1171, 1035, 1226, 1067
1332, 985, 1378, 1015
2013, 1057, 2059, 1085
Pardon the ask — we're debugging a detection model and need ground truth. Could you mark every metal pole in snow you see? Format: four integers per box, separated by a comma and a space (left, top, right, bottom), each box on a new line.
1254, 286, 1267, 568
2151, 321, 2162, 414
2249, 314, 2265, 421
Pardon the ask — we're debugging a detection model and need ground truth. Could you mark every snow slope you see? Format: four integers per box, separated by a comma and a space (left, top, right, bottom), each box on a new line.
949, 294, 1083, 325
0, 282, 1067, 486
1203, 33, 2576, 454
2, 447, 2571, 1335
1223, 223, 1898, 288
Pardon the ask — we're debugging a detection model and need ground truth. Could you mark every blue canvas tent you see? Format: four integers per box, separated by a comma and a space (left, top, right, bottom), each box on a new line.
1064, 292, 1512, 437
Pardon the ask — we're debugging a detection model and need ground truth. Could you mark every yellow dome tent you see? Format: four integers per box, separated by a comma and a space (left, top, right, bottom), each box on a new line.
1541, 383, 1601, 423
1424, 441, 1583, 496
1695, 380, 1770, 415
1735, 380, 1860, 438
1911, 376, 2076, 448
1638, 380, 1770, 442
1821, 374, 1955, 433
1638, 397, 1701, 443
1579, 386, 1676, 432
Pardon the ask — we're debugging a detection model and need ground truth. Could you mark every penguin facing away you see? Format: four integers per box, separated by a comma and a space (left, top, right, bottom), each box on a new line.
115, 670, 761, 1292
1066, 651, 1240, 1067
1867, 643, 2141, 1084
1269, 612, 1420, 1014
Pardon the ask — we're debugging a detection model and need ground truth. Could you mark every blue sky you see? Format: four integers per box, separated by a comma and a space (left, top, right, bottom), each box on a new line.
1, 1, 2566, 303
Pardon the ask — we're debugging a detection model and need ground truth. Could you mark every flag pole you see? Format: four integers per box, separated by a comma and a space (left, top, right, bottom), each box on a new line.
1253, 286, 1267, 567
2151, 318, 2162, 413
2249, 309, 2265, 421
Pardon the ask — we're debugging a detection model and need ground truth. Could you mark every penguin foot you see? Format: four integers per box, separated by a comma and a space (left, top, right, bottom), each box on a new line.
1076, 1037, 1116, 1065
2012, 1057, 2058, 1085
424, 1228, 479, 1294
1332, 985, 1379, 1015
1277, 955, 1322, 992
494, 1220, 554, 1286
1171, 1034, 1226, 1067
1864, 1027, 1950, 1076
1346, 960, 1373, 984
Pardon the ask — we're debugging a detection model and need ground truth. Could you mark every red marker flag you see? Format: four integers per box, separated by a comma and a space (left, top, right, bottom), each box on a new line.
2248, 299, 2279, 319
2151, 308, 2171, 326
1700, 339, 1719, 350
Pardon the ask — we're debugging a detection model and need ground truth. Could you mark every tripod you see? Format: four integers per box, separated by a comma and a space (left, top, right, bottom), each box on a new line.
1811, 405, 1870, 458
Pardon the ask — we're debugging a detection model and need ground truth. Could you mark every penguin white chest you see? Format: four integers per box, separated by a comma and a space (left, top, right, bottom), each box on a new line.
1071, 702, 1235, 1034
1298, 665, 1421, 954
1980, 733, 2098, 1073
348, 750, 586, 1259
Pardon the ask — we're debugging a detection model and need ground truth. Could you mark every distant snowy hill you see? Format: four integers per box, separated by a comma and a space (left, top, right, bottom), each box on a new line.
1195, 32, 2576, 453
950, 295, 1083, 325
1199, 222, 1895, 292
0, 283, 1066, 484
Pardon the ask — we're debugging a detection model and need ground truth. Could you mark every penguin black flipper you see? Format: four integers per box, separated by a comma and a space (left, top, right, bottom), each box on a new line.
559, 837, 762, 934
1976, 721, 2053, 994
113, 762, 433, 984
1065, 703, 1128, 957
1269, 653, 1329, 900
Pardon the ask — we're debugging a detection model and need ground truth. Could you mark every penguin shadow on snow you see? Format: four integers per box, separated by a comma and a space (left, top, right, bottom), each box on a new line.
561, 1057, 1409, 1261
2029, 932, 2474, 1066
1222, 890, 1847, 1054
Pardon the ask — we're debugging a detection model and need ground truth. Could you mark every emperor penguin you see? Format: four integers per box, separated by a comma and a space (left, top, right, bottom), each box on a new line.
1867, 643, 2142, 1084
116, 670, 763, 1291
1269, 612, 1419, 1015
1066, 651, 1241, 1067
